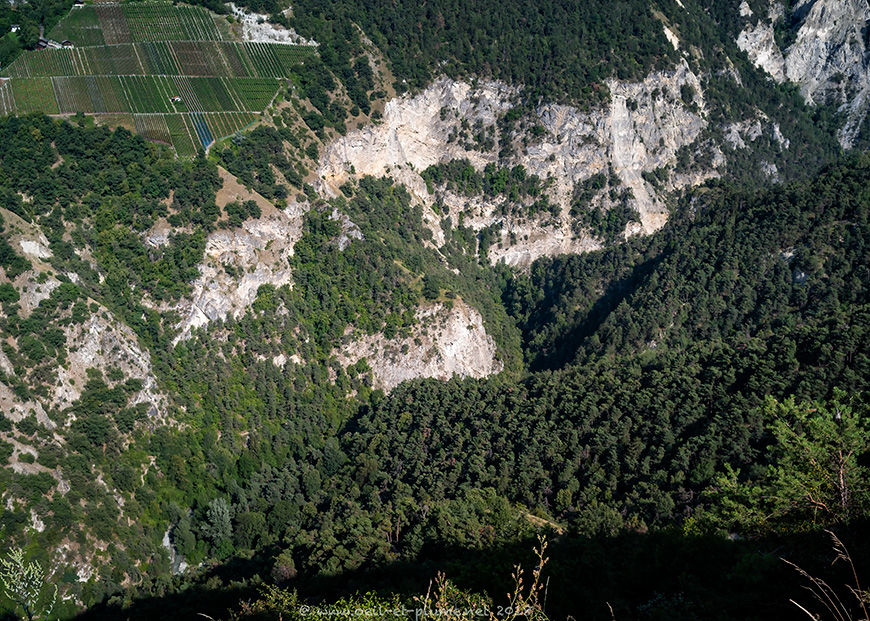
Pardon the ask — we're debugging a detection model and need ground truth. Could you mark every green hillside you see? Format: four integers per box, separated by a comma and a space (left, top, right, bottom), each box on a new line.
0, 0, 866, 619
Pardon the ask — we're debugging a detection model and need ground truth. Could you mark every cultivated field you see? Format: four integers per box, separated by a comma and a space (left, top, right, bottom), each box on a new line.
48, 6, 106, 46
125, 3, 225, 43
165, 112, 198, 156
0, 0, 314, 156
0, 80, 14, 116
3, 41, 313, 79
11, 78, 59, 114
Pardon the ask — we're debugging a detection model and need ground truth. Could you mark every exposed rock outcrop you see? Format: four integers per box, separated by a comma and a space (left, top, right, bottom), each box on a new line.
606, 60, 709, 234
663, 25, 681, 50
736, 22, 787, 81
2, 208, 61, 317
724, 111, 790, 151
737, 0, 870, 147
319, 64, 713, 267
228, 3, 317, 45
55, 309, 166, 417
173, 203, 306, 341
15, 271, 61, 317
334, 299, 502, 392
0, 207, 169, 422
0, 381, 54, 428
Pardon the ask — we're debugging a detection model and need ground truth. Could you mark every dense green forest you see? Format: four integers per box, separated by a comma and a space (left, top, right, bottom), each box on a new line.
95, 156, 870, 621
1, 109, 865, 618
0, 0, 868, 617
290, 0, 679, 105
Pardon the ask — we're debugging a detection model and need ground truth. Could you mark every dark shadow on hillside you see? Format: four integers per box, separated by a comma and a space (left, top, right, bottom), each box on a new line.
525, 252, 665, 372
72, 522, 870, 621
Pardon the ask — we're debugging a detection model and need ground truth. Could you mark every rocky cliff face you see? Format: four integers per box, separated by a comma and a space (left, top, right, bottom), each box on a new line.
737, 0, 870, 147
171, 167, 306, 340
737, 21, 787, 81
318, 63, 715, 267
165, 66, 718, 391
55, 310, 166, 416
0, 382, 54, 429
172, 204, 305, 341
318, 79, 518, 254
228, 2, 317, 45
334, 299, 502, 392
605, 61, 711, 234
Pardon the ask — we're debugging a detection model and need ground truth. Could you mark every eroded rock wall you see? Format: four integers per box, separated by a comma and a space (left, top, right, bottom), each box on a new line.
318, 63, 713, 268
737, 0, 870, 147
334, 299, 502, 392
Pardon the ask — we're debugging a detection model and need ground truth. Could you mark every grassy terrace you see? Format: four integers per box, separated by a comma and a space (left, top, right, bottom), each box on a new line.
0, 1, 315, 155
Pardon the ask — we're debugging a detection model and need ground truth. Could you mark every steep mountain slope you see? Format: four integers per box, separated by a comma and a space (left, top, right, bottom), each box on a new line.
0, 0, 866, 618
66, 153, 870, 621
334, 298, 502, 391
304, 0, 844, 269
172, 195, 304, 341
318, 67, 709, 266
737, 0, 870, 148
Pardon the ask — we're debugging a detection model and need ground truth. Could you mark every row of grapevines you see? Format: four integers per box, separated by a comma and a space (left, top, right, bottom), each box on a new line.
124, 3, 224, 42
11, 78, 59, 113
48, 6, 106, 47
0, 81, 15, 116
166, 113, 198, 156
95, 5, 132, 45
134, 113, 172, 144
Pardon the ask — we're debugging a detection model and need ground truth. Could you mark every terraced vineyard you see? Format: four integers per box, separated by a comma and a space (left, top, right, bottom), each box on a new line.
0, 80, 14, 116
47, 6, 106, 47
0, 1, 316, 155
